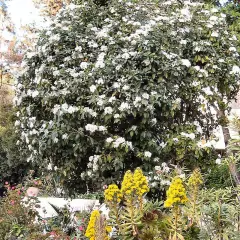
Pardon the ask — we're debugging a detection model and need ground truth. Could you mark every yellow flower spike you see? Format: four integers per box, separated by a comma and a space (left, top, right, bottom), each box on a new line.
85, 210, 100, 239
121, 170, 134, 196
104, 184, 122, 203
187, 168, 203, 224
133, 168, 149, 197
164, 176, 188, 208
121, 168, 149, 198
188, 168, 203, 187
85, 210, 112, 240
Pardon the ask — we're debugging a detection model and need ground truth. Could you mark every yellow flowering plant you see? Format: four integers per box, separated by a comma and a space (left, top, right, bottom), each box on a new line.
188, 168, 203, 188
187, 168, 203, 225
94, 214, 112, 240
104, 184, 122, 231
133, 168, 149, 211
121, 170, 135, 197
164, 176, 188, 240
164, 176, 188, 208
85, 168, 240, 240
85, 210, 100, 240
85, 210, 111, 240
120, 168, 150, 237
104, 184, 122, 204
133, 168, 150, 196
86, 169, 208, 240
121, 168, 149, 199
103, 168, 151, 239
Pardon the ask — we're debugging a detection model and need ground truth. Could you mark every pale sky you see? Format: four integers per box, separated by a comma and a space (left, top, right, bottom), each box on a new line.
7, 0, 44, 31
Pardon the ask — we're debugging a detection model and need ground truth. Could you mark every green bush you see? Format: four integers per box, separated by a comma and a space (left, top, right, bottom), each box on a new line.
0, 184, 45, 239
205, 163, 233, 189
0, 104, 32, 187
0, 183, 78, 239
15, 0, 240, 193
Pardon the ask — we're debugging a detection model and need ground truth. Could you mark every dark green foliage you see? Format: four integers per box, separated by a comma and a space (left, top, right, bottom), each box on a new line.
205, 164, 233, 189
0, 105, 32, 187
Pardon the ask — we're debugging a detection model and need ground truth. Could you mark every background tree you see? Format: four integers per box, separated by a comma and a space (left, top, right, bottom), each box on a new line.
223, 1, 240, 47
16, 0, 240, 195
0, 0, 34, 187
32, 0, 110, 16
32, 0, 71, 16
0, 0, 14, 87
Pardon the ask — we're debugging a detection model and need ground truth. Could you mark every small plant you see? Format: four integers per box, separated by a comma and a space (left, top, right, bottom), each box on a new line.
85, 168, 166, 240
230, 115, 240, 134
164, 176, 188, 240
0, 182, 73, 239
46, 203, 75, 236
187, 168, 203, 225
71, 209, 92, 239
0, 183, 44, 239
198, 187, 240, 240
85, 210, 111, 240
23, 170, 42, 190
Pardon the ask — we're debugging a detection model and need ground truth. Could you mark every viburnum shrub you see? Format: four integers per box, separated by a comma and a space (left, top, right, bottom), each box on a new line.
15, 0, 240, 193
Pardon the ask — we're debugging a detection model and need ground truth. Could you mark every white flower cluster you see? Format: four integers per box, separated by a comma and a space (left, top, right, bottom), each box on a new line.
180, 132, 195, 140
83, 107, 97, 117
85, 124, 107, 133
87, 155, 100, 172
202, 87, 213, 95
230, 66, 240, 75
106, 137, 133, 149
155, 162, 170, 173
160, 142, 167, 148
215, 154, 222, 164
173, 137, 179, 142
90, 85, 97, 93
181, 59, 191, 67
133, 96, 142, 107
95, 52, 106, 69
80, 62, 88, 70
52, 103, 79, 115
104, 107, 113, 115
144, 151, 152, 158
119, 102, 130, 111
148, 162, 171, 187
27, 90, 39, 98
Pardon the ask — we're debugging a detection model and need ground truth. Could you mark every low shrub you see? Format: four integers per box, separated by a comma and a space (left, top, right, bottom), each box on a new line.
1, 167, 240, 240
85, 168, 240, 240
0, 183, 71, 239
